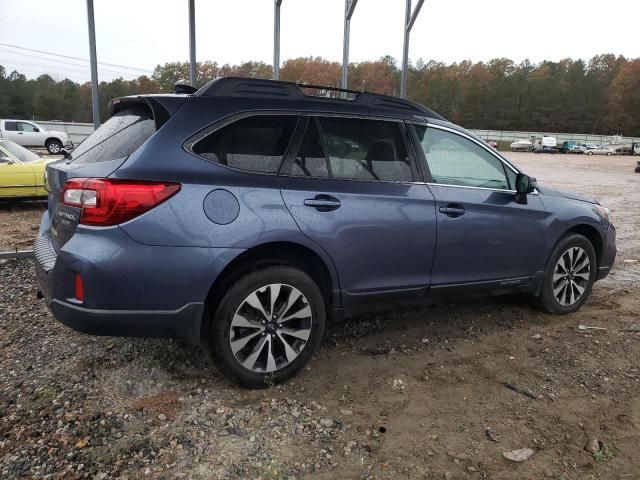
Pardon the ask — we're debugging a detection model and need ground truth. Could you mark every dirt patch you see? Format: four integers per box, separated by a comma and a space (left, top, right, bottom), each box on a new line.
0, 201, 46, 251
1, 152, 639, 479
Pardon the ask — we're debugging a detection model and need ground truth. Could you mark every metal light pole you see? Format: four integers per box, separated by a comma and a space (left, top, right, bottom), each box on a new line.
188, 0, 196, 86
86, 0, 100, 129
400, 0, 425, 99
273, 0, 282, 80
341, 0, 358, 91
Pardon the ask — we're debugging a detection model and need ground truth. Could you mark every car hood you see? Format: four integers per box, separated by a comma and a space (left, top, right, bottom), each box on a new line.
536, 185, 599, 204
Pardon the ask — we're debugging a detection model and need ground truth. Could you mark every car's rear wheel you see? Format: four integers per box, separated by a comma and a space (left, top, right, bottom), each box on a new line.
46, 140, 62, 154
537, 234, 597, 314
209, 266, 326, 388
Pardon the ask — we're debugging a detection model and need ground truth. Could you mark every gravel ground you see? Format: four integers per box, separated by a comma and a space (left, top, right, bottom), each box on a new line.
1, 153, 639, 479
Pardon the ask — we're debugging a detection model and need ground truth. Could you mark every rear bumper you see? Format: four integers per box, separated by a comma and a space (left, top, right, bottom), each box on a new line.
49, 298, 204, 340
34, 213, 243, 341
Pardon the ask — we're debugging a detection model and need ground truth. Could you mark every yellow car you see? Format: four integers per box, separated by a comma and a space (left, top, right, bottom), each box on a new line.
0, 139, 55, 198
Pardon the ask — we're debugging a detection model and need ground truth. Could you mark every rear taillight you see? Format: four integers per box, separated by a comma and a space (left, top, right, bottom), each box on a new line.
61, 178, 181, 226
74, 273, 84, 301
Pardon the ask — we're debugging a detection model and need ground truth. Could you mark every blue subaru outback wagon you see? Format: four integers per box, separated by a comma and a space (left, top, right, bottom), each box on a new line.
35, 77, 616, 388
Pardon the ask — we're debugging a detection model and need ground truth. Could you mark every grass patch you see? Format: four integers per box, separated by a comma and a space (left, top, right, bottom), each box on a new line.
34, 386, 58, 401
593, 442, 616, 463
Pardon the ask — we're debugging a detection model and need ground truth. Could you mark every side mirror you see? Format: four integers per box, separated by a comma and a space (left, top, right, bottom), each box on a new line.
0, 156, 11, 164
60, 148, 73, 161
515, 173, 535, 204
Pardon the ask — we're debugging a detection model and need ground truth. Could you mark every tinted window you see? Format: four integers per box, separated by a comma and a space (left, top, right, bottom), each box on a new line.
70, 105, 155, 164
288, 119, 330, 178
4, 121, 17, 131
193, 115, 297, 173
414, 125, 511, 190
18, 122, 37, 132
318, 117, 413, 182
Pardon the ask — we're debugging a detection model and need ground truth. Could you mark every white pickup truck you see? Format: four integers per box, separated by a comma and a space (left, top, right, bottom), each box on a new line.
0, 119, 74, 154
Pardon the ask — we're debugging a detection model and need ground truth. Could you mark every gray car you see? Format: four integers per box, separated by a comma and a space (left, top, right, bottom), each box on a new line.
35, 77, 617, 388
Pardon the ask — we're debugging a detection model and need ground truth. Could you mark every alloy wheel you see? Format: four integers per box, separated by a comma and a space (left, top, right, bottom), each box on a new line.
552, 247, 590, 306
229, 283, 313, 373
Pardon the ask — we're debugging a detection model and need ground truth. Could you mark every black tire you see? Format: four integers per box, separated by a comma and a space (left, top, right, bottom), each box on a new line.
208, 266, 326, 388
537, 233, 597, 314
587, 151, 593, 155
46, 140, 63, 155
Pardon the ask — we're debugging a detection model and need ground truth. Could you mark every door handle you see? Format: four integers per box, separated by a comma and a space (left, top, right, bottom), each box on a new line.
439, 204, 466, 218
17, 132, 24, 135
304, 195, 341, 212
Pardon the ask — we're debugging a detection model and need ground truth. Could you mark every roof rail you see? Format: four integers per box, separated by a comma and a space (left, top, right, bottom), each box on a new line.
195, 77, 445, 120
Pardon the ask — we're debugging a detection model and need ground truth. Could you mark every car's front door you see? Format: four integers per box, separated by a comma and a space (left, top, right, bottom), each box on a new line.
411, 123, 547, 288
279, 116, 437, 306
0, 150, 36, 197
16, 122, 41, 147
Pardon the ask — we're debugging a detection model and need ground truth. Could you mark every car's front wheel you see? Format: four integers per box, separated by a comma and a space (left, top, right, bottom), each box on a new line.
537, 233, 597, 314
46, 140, 62, 154
209, 266, 326, 388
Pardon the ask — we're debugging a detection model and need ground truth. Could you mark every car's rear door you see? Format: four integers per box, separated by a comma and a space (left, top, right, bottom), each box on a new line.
2, 121, 21, 143
410, 123, 546, 288
279, 115, 437, 306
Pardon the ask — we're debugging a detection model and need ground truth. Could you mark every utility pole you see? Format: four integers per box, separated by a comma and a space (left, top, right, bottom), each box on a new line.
341, 0, 358, 91
273, 0, 283, 80
400, 0, 425, 98
188, 0, 196, 86
86, 0, 100, 129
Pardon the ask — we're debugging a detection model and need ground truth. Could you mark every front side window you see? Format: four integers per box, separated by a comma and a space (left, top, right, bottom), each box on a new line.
193, 115, 298, 174
414, 125, 512, 190
18, 122, 37, 132
285, 117, 412, 182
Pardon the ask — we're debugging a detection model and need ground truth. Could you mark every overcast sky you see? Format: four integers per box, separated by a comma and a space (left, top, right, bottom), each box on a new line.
1, 0, 639, 83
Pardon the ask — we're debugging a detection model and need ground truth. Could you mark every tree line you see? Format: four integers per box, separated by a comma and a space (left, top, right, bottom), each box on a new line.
1, 54, 639, 136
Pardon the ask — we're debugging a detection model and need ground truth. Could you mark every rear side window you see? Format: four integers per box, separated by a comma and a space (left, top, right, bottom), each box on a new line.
4, 121, 18, 131
193, 115, 298, 174
287, 117, 413, 182
70, 104, 155, 164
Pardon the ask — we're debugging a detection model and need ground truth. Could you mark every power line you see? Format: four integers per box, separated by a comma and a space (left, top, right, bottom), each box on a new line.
0, 58, 144, 78
0, 43, 152, 73
0, 48, 148, 77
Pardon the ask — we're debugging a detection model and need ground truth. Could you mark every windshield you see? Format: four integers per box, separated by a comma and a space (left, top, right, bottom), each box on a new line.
69, 104, 155, 164
1, 141, 41, 163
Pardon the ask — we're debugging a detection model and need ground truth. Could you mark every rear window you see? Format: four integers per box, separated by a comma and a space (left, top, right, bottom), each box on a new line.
192, 115, 298, 174
70, 104, 155, 164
